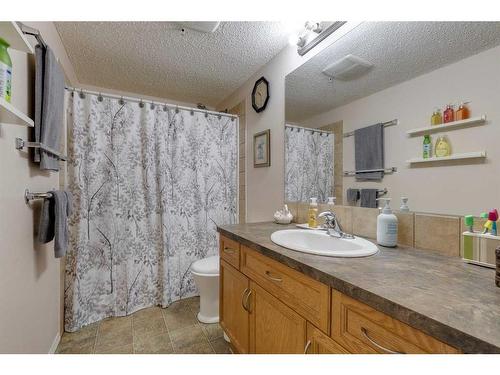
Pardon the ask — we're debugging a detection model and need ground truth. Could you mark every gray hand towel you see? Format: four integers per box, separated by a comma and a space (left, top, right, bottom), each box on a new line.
38, 190, 72, 258
34, 45, 65, 171
346, 188, 360, 204
360, 189, 378, 208
354, 123, 384, 180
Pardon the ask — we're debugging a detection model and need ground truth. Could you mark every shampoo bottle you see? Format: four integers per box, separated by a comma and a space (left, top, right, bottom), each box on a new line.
308, 197, 318, 228
376, 198, 398, 247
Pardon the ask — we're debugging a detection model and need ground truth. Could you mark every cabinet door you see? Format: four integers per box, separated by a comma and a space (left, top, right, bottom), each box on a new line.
220, 259, 250, 353
305, 322, 350, 354
249, 281, 307, 354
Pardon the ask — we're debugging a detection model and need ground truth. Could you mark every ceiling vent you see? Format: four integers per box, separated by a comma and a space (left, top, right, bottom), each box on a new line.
322, 54, 373, 81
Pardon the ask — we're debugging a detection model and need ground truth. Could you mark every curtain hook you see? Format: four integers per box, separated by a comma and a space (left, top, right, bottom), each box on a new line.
175, 106, 179, 114
139, 100, 144, 108
204, 111, 208, 118
97, 92, 103, 102
79, 89, 85, 99
190, 109, 194, 116
150, 101, 155, 110
119, 96, 125, 105
163, 104, 168, 112
231, 117, 235, 122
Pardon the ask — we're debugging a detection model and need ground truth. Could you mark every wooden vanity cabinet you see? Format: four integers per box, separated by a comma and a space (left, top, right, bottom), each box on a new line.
219, 259, 250, 353
219, 234, 460, 354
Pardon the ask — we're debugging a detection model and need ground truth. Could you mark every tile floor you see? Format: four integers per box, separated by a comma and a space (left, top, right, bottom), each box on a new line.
56, 296, 231, 354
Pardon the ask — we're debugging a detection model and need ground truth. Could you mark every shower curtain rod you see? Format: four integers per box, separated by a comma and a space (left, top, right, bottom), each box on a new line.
65, 87, 238, 119
285, 124, 334, 135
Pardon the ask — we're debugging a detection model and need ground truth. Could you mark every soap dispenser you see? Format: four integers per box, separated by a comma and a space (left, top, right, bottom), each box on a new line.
327, 197, 336, 210
400, 197, 409, 212
376, 198, 398, 247
308, 197, 318, 228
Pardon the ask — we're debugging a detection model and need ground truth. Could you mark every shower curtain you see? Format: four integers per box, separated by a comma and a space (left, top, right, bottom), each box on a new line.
284, 125, 334, 203
64, 93, 238, 332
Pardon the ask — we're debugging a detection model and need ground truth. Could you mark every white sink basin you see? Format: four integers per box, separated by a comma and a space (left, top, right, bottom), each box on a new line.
270, 229, 378, 258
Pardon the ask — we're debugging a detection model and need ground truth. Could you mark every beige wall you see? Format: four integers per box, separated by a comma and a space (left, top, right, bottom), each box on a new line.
217, 24, 360, 222
303, 44, 500, 216
0, 22, 76, 353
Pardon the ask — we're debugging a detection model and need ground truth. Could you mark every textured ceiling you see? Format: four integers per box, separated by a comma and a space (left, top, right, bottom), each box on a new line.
286, 22, 500, 123
55, 22, 290, 106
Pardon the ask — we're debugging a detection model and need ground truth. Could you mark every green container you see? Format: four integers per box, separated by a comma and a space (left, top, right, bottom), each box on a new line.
0, 37, 13, 102
423, 135, 431, 159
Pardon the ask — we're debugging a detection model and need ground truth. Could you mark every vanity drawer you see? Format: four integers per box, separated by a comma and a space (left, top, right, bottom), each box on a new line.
220, 235, 240, 269
241, 246, 330, 333
331, 290, 459, 354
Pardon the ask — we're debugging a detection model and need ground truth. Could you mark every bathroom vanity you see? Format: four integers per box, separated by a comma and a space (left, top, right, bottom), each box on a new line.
218, 222, 500, 354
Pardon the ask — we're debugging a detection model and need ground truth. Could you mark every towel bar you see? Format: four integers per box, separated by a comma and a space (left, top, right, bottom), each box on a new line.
343, 167, 397, 176
15, 137, 67, 161
343, 119, 398, 138
24, 189, 53, 204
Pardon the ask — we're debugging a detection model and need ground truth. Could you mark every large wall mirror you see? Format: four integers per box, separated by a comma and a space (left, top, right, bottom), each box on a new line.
285, 22, 500, 215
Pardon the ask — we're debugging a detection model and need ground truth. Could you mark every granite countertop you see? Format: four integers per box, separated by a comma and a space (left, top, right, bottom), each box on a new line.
218, 222, 500, 353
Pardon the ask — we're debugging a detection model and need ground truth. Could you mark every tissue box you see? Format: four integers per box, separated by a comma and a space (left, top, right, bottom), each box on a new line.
462, 232, 500, 269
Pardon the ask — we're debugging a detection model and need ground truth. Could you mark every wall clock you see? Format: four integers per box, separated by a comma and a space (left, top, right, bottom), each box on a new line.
251, 77, 270, 113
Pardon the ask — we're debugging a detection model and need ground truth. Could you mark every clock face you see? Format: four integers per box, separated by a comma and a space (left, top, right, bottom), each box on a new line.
252, 77, 269, 113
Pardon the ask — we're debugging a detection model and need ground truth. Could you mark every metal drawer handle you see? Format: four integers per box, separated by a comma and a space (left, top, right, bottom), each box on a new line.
223, 246, 235, 254
361, 327, 403, 354
244, 289, 253, 313
241, 288, 250, 311
265, 270, 283, 282
304, 340, 312, 354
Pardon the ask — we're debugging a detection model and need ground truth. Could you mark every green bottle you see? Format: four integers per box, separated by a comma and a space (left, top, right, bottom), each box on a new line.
0, 37, 12, 103
423, 135, 431, 159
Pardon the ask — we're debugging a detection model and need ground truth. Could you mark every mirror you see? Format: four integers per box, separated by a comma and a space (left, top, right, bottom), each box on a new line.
285, 22, 500, 215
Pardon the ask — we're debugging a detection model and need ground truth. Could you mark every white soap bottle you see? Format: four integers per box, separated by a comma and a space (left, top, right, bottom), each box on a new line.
327, 197, 336, 210
376, 198, 398, 247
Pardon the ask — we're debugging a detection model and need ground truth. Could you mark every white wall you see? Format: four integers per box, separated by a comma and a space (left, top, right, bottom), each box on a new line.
217, 24, 360, 222
302, 44, 500, 216
0, 22, 76, 353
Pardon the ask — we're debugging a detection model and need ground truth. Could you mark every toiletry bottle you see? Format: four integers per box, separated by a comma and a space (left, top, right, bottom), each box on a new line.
464, 215, 474, 233
455, 102, 470, 121
435, 135, 451, 157
423, 135, 432, 159
443, 104, 455, 123
376, 198, 398, 247
327, 197, 336, 210
0, 38, 12, 103
308, 197, 318, 228
400, 197, 409, 212
430, 108, 442, 126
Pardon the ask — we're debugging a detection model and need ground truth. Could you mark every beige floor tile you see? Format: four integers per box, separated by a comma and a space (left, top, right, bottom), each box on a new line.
163, 300, 198, 333
133, 315, 167, 340
199, 323, 223, 341
95, 343, 134, 354
210, 337, 231, 354
184, 296, 200, 313
95, 325, 133, 352
170, 325, 214, 354
134, 332, 174, 354
98, 315, 132, 334
56, 337, 95, 354
57, 322, 98, 353
132, 306, 163, 322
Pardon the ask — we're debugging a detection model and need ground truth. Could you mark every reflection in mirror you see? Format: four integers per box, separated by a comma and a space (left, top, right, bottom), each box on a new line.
284, 125, 334, 203
285, 21, 500, 214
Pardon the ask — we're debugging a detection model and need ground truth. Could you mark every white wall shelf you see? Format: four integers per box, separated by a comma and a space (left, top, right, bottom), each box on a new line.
406, 115, 487, 137
407, 151, 486, 165
0, 98, 34, 127
0, 22, 34, 54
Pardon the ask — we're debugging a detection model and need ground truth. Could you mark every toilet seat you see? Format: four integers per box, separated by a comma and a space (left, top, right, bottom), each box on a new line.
191, 255, 219, 276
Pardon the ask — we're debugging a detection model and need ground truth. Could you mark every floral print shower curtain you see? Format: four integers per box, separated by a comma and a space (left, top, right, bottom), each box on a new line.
284, 125, 334, 203
64, 93, 238, 332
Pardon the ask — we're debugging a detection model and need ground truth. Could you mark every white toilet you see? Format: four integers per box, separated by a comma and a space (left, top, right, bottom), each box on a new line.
191, 255, 220, 324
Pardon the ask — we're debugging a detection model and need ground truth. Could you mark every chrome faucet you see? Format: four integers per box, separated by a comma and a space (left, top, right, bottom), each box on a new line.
318, 211, 354, 239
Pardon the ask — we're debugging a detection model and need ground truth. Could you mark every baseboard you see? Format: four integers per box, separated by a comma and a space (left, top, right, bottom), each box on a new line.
48, 331, 61, 354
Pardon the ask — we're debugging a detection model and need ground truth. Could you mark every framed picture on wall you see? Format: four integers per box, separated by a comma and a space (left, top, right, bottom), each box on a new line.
253, 129, 271, 168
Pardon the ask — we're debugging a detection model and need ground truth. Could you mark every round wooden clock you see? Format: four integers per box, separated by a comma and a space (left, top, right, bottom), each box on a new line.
251, 76, 270, 113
